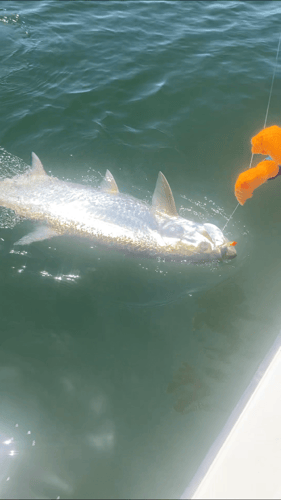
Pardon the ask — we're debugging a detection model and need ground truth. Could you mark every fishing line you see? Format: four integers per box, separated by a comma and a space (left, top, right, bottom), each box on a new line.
222, 31, 281, 233
264, 32, 281, 129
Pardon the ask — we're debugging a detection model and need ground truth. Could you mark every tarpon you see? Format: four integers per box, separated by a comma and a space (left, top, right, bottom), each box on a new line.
0, 153, 237, 263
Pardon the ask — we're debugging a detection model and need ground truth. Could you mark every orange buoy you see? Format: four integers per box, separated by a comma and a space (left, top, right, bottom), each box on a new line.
234, 159, 279, 205
251, 125, 281, 164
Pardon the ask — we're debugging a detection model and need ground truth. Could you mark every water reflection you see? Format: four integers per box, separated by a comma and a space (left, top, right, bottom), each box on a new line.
0, 422, 34, 498
3, 438, 13, 445
0, 401, 116, 496
0, 334, 117, 499
89, 394, 108, 416
87, 419, 115, 452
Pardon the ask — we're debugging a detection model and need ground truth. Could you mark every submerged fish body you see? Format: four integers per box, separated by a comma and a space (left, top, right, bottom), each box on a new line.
0, 153, 236, 263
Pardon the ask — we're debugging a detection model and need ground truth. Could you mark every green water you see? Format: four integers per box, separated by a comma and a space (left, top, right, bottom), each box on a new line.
1, 1, 281, 498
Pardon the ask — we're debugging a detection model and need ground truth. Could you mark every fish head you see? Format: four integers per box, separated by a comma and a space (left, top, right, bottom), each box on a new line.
220, 242, 237, 260
202, 222, 237, 260
151, 172, 236, 262
158, 217, 237, 262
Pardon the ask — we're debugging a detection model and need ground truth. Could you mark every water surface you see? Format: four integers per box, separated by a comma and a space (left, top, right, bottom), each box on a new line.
0, 1, 281, 498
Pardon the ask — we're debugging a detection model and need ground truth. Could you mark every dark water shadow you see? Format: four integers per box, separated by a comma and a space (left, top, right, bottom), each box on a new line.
166, 276, 258, 415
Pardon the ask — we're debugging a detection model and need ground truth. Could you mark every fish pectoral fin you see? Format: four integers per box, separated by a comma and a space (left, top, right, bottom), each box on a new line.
100, 169, 119, 194
14, 225, 59, 246
152, 172, 178, 217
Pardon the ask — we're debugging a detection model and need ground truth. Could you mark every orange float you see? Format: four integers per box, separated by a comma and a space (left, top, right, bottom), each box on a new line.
234, 159, 279, 205
251, 125, 281, 164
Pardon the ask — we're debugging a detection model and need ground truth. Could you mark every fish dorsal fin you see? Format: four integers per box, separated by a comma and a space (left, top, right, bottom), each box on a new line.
30, 152, 47, 177
152, 172, 178, 216
100, 169, 119, 194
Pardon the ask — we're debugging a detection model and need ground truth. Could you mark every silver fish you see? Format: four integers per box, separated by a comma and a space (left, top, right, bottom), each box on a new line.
0, 153, 236, 262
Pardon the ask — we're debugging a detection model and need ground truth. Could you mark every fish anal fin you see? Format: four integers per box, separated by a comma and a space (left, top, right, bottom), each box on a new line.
152, 172, 178, 217
100, 169, 119, 194
14, 225, 59, 246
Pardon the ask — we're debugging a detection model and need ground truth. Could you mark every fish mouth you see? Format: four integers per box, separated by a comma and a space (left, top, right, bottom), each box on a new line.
221, 243, 237, 260
201, 224, 237, 261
